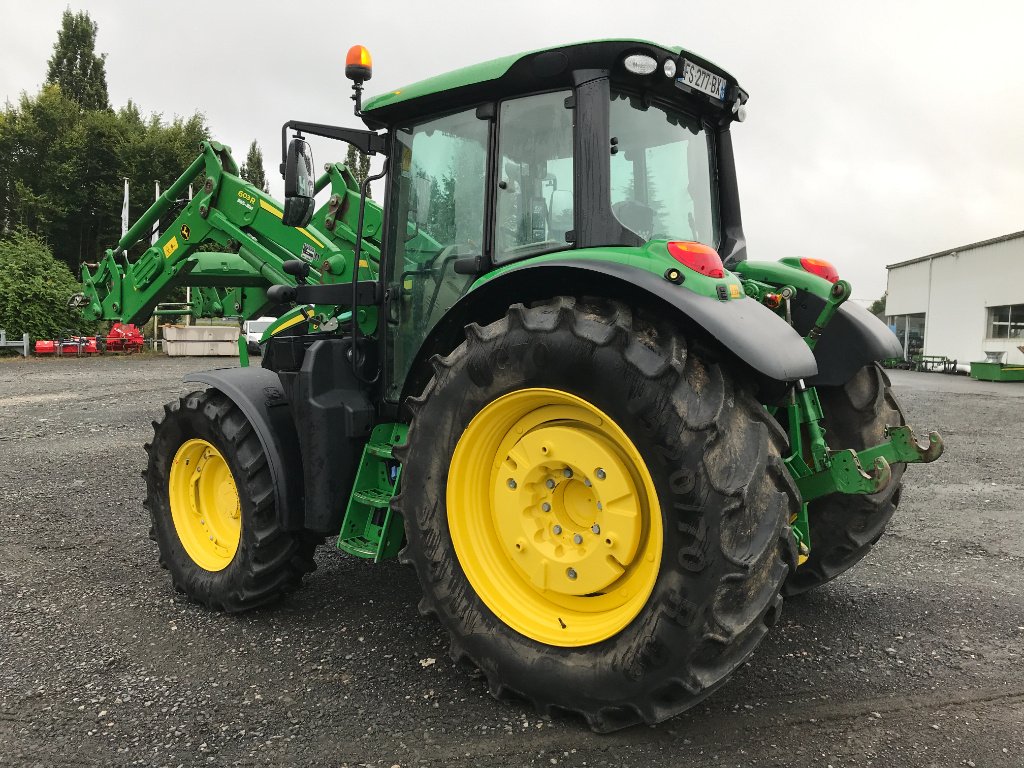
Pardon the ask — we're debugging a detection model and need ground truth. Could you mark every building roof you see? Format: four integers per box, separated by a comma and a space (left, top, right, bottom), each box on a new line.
887, 229, 1024, 269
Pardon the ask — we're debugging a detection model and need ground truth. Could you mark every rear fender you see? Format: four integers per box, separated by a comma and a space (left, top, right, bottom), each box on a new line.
736, 260, 903, 387
401, 259, 818, 402
792, 295, 903, 387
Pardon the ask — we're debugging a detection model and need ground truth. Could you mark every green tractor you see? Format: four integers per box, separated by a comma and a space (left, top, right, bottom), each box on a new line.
139, 40, 943, 731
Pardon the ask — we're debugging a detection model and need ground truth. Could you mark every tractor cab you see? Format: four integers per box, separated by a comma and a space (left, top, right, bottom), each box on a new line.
282, 40, 752, 401
360, 39, 746, 260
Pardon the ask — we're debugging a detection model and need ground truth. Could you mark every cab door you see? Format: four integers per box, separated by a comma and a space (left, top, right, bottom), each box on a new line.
383, 108, 490, 401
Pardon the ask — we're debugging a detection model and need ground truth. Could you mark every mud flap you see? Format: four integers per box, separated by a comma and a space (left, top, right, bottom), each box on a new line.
792, 294, 903, 387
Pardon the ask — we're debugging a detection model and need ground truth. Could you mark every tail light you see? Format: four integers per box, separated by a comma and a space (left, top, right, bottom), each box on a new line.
667, 241, 724, 278
799, 257, 839, 283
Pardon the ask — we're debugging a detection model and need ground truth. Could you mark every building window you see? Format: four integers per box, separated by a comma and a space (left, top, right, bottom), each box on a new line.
987, 304, 1024, 339
889, 313, 926, 358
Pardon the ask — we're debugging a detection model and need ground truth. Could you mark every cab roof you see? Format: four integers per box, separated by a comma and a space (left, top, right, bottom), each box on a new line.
360, 39, 739, 128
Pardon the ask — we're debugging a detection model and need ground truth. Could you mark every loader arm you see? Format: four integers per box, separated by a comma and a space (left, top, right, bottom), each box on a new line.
76, 140, 382, 326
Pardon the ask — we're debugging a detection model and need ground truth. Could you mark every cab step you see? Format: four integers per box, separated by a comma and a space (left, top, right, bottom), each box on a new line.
337, 423, 408, 562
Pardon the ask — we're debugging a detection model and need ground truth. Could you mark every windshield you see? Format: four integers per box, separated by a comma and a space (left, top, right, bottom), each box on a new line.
608, 91, 717, 247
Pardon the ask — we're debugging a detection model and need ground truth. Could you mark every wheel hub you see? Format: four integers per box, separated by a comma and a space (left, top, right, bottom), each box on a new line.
168, 438, 241, 572
493, 425, 642, 597
447, 388, 663, 647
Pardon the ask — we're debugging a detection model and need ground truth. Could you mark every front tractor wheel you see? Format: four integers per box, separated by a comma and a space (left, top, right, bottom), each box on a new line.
395, 298, 798, 731
145, 390, 318, 611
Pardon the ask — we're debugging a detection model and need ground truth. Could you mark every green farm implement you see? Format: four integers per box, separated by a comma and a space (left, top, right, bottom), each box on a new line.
86, 40, 944, 730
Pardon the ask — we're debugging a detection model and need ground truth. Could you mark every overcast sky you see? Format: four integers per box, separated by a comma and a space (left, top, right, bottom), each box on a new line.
3, 0, 1022, 301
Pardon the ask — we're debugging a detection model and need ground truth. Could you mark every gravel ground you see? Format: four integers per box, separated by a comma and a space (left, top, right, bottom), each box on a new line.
1, 355, 1022, 767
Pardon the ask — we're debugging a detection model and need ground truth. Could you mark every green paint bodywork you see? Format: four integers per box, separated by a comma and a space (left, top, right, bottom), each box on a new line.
78, 141, 384, 335
471, 240, 745, 302
733, 260, 834, 299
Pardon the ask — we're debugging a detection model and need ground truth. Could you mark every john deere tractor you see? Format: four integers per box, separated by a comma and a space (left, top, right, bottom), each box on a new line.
124, 40, 943, 731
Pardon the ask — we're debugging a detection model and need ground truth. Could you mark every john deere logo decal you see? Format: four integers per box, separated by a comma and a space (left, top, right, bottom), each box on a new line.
180, 224, 191, 241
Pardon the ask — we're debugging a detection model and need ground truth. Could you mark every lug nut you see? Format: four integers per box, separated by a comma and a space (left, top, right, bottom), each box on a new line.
595, 468, 606, 480
596, 502, 603, 510
563, 468, 573, 478
591, 524, 601, 534
584, 478, 592, 487
552, 525, 562, 535
507, 478, 517, 489
541, 502, 551, 512
566, 568, 577, 580
573, 533, 583, 545
546, 479, 556, 490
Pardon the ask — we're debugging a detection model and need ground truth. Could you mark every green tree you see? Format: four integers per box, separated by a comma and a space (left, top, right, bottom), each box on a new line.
0, 229, 98, 342
45, 9, 109, 111
0, 85, 208, 268
345, 143, 372, 199
239, 140, 268, 192
869, 293, 887, 316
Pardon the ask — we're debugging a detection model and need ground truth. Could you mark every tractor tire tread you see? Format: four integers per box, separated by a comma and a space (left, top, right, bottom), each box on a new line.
394, 297, 797, 732
144, 389, 318, 613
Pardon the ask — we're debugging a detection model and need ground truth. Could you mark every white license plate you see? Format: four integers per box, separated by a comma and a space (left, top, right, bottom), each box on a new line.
679, 60, 728, 101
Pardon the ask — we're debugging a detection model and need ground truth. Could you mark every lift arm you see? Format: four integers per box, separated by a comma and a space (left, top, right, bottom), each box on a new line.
76, 140, 382, 326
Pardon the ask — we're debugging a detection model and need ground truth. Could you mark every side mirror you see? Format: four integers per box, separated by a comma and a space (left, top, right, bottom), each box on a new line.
283, 137, 315, 227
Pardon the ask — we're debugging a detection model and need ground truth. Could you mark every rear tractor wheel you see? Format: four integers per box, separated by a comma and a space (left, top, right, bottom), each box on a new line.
395, 297, 799, 731
784, 363, 906, 595
145, 389, 318, 611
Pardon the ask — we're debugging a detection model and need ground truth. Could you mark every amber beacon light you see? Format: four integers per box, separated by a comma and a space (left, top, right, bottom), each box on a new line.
346, 45, 373, 82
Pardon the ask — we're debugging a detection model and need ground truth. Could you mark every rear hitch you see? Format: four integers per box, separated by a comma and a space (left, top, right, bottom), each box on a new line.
795, 425, 943, 504
781, 382, 944, 564
861, 425, 944, 465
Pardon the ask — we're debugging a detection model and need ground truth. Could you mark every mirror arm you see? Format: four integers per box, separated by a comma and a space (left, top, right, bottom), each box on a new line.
279, 120, 387, 176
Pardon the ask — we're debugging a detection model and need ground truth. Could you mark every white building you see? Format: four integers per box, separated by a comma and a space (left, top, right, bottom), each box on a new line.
885, 230, 1024, 366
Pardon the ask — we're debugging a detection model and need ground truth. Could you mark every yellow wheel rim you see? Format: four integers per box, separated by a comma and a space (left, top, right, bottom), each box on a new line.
447, 388, 663, 647
168, 438, 242, 572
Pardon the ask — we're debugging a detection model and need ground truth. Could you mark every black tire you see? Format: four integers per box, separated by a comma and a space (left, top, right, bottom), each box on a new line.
394, 297, 798, 732
783, 364, 906, 596
247, 341, 261, 357
144, 389, 318, 611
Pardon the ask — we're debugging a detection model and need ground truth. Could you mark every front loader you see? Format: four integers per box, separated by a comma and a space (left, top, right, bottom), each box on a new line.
119, 40, 943, 731
73, 134, 385, 364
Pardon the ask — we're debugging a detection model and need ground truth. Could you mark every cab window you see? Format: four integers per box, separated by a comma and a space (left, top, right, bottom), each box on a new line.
493, 90, 574, 263
608, 91, 718, 246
